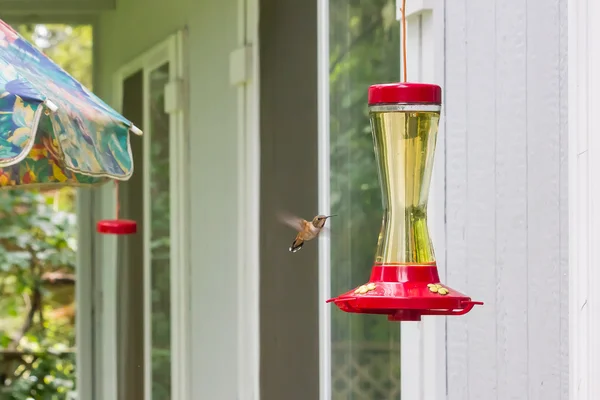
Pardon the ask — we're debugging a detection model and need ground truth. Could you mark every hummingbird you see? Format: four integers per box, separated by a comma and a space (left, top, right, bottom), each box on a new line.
278, 212, 336, 253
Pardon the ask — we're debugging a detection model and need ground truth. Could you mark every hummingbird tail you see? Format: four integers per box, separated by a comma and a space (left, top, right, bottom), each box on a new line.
289, 238, 304, 253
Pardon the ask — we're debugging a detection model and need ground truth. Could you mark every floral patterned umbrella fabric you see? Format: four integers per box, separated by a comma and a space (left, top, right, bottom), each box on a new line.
0, 20, 142, 188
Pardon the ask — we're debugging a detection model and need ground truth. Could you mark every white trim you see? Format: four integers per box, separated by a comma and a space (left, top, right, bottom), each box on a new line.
75, 188, 94, 400
316, 0, 331, 398
113, 39, 173, 101
235, 0, 261, 395
113, 32, 189, 400
396, 0, 434, 19
169, 29, 191, 400
98, 188, 118, 400
141, 56, 153, 400
568, 0, 600, 398
399, 4, 447, 400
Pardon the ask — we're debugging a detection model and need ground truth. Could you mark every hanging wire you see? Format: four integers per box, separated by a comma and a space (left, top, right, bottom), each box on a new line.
400, 0, 408, 82
115, 180, 120, 220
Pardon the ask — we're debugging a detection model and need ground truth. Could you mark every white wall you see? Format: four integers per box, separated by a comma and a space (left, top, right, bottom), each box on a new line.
95, 0, 242, 397
443, 0, 569, 399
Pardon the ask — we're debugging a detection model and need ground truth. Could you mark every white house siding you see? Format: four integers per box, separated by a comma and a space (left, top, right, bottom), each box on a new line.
444, 1, 569, 399
96, 0, 242, 398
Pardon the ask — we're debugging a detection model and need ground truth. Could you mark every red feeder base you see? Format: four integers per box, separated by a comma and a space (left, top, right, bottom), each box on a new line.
327, 265, 483, 321
96, 219, 137, 235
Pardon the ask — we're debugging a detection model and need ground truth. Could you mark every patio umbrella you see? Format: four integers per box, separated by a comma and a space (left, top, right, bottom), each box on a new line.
0, 20, 142, 234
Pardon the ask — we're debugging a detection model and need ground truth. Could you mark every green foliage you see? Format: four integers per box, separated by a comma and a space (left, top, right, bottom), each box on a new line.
15, 24, 93, 89
6, 352, 76, 400
0, 189, 77, 399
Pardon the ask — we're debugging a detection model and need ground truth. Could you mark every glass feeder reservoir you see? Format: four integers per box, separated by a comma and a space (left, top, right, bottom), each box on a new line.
328, 82, 482, 321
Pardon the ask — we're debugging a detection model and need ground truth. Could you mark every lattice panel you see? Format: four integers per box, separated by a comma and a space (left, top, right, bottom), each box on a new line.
332, 342, 401, 400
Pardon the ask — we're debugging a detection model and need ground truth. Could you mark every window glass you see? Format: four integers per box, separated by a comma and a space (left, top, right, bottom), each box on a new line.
148, 62, 172, 400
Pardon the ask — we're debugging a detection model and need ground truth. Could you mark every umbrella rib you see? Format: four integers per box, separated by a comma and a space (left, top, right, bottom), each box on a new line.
130, 125, 143, 136
44, 99, 58, 113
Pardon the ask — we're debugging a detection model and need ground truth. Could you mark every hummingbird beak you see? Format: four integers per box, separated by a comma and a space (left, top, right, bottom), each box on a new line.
325, 214, 337, 219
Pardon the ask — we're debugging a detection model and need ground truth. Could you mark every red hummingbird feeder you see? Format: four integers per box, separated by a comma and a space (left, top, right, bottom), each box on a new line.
327, 82, 482, 321
96, 181, 137, 235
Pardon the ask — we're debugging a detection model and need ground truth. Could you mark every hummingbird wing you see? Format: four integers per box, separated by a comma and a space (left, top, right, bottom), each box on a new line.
277, 211, 306, 231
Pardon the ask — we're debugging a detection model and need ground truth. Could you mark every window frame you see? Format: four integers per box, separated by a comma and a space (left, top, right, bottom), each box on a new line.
316, 0, 332, 398
113, 31, 190, 400
232, 0, 261, 397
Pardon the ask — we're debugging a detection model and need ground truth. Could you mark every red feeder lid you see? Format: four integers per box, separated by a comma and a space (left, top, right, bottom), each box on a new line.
97, 219, 137, 235
368, 82, 442, 105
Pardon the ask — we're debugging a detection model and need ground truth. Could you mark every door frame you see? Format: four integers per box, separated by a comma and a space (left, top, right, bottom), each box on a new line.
233, 0, 260, 395
112, 30, 190, 400
316, 0, 331, 397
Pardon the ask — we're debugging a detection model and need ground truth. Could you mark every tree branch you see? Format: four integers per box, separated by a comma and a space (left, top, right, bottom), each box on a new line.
7, 288, 41, 351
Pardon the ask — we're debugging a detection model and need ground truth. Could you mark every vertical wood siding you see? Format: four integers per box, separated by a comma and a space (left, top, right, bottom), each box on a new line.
444, 0, 568, 398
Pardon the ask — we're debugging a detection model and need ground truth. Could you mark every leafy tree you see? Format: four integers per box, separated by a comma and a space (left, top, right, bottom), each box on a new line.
0, 189, 77, 399
15, 24, 93, 89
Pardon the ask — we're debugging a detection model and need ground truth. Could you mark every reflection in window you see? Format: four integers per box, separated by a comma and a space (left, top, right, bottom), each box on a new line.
328, 1, 401, 398
149, 63, 172, 400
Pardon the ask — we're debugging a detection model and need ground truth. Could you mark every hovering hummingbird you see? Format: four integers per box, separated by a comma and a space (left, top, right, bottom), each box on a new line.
278, 212, 336, 253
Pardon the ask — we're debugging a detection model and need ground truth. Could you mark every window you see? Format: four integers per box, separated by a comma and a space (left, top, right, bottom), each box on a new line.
325, 0, 402, 398
115, 32, 187, 400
